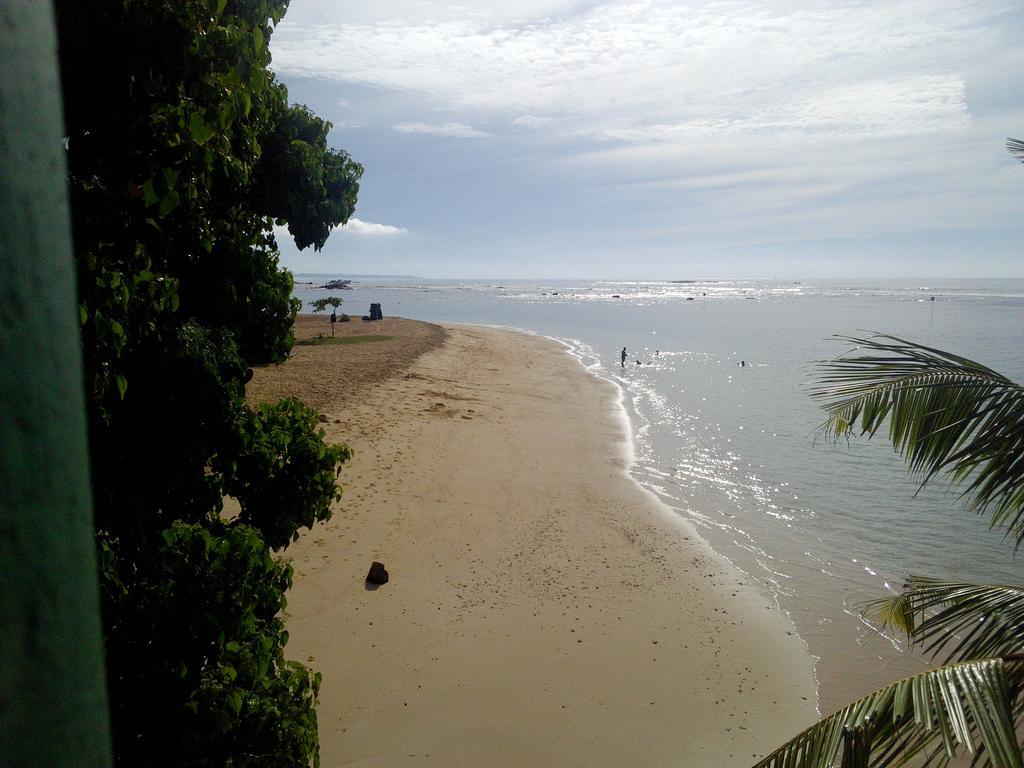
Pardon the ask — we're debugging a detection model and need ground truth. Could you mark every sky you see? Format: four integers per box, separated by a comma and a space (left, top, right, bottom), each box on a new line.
268, 0, 1024, 279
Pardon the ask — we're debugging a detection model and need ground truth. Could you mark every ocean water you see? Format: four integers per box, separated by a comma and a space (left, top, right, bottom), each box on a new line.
295, 276, 1024, 713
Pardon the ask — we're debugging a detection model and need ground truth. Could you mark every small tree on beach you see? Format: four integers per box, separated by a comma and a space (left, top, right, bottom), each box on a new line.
311, 296, 344, 336
56, 0, 361, 764
754, 333, 1024, 768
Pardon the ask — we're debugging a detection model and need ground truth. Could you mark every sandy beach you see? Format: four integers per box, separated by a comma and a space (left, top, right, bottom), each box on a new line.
247, 315, 818, 767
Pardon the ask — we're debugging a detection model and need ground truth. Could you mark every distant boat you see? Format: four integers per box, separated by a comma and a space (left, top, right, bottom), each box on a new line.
611, 294, 621, 298
686, 297, 694, 301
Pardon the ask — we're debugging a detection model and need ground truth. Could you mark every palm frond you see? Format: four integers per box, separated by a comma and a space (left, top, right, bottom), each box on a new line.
809, 334, 1024, 546
863, 578, 1024, 665
1009, 138, 1024, 164
754, 658, 1024, 768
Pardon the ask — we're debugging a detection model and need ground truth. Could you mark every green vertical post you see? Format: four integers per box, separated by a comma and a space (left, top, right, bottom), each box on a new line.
0, 3, 113, 767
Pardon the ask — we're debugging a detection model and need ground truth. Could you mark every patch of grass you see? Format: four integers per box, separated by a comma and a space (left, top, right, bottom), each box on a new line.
294, 334, 394, 347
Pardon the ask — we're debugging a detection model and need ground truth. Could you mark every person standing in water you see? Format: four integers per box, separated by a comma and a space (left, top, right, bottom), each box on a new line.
620, 347, 627, 367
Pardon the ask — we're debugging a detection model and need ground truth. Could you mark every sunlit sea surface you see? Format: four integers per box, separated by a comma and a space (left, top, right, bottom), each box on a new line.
294, 276, 1024, 713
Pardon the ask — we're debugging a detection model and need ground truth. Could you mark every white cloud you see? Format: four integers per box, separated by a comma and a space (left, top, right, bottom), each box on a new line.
341, 217, 409, 236
393, 121, 492, 138
277, 0, 584, 26
513, 115, 557, 128
268, 1, 1022, 275
275, 220, 409, 244
272, 0, 996, 143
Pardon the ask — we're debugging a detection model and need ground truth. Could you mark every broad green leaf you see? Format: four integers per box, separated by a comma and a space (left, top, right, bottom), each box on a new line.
142, 178, 159, 206
159, 189, 180, 218
188, 112, 216, 145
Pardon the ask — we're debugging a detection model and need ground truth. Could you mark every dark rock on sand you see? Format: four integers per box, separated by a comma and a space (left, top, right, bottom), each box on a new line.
366, 561, 389, 585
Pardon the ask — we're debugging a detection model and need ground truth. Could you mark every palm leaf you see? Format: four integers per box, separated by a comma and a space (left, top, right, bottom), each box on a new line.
1009, 138, 1024, 164
754, 658, 1024, 768
864, 578, 1024, 664
809, 334, 1024, 546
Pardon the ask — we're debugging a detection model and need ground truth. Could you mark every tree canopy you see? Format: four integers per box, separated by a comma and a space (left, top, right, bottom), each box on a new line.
311, 297, 344, 313
56, 0, 360, 764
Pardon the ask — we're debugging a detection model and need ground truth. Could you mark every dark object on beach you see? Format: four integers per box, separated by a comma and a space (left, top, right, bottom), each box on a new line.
367, 302, 383, 321
366, 561, 389, 585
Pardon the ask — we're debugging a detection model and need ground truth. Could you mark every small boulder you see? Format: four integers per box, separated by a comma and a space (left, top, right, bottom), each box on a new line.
366, 561, 389, 585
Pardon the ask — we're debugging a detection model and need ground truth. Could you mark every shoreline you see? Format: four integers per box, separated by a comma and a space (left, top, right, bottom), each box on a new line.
249, 316, 818, 767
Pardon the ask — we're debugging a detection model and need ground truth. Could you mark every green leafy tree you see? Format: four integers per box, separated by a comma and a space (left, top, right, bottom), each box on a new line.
311, 297, 344, 314
254, 106, 360, 251
310, 297, 343, 335
755, 334, 1024, 768
55, 0, 361, 764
